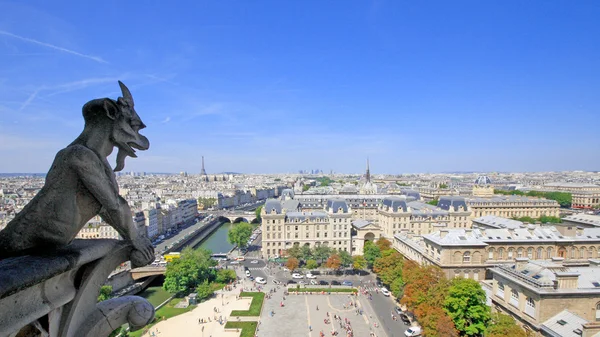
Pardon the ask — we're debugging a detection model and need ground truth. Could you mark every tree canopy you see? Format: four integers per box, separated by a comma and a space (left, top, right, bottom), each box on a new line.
215, 268, 237, 284
301, 245, 313, 261
286, 245, 303, 259
286, 257, 299, 271
338, 250, 353, 268
254, 205, 263, 222
485, 313, 527, 337
163, 247, 216, 294
352, 255, 367, 270
98, 285, 113, 302
363, 241, 382, 267
325, 254, 341, 270
227, 222, 254, 249
427, 199, 439, 206
375, 237, 392, 251
494, 189, 572, 207
372, 250, 403, 286
444, 278, 491, 336
306, 259, 318, 269
314, 245, 332, 264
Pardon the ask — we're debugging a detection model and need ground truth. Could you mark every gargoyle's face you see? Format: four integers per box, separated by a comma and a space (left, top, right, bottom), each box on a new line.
111, 106, 150, 172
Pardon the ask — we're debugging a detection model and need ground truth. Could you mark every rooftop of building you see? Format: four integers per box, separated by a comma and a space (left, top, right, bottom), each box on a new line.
563, 213, 600, 227
473, 215, 524, 229
541, 310, 590, 337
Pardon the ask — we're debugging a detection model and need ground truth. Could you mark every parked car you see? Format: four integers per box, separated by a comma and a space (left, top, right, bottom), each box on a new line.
319, 280, 329, 285
404, 326, 421, 336
292, 273, 304, 279
287, 280, 297, 285
399, 313, 412, 325
306, 273, 316, 279
381, 287, 391, 297
255, 277, 267, 284
310, 280, 318, 285
298, 280, 306, 285
331, 280, 341, 285
245, 270, 251, 277
342, 280, 353, 286
394, 307, 403, 315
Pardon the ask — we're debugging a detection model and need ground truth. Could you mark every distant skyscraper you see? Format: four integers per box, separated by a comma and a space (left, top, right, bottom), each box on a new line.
200, 156, 207, 175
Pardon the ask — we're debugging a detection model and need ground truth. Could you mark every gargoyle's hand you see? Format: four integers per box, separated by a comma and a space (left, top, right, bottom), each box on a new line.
130, 236, 154, 268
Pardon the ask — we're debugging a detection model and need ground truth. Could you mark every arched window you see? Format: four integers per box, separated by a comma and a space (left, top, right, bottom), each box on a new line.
508, 248, 514, 259
488, 248, 495, 260
496, 282, 505, 298
571, 247, 577, 259
510, 289, 519, 306
463, 252, 471, 263
580, 247, 586, 259
527, 248, 533, 259
547, 247, 553, 258
536, 248, 543, 259
596, 302, 600, 322
517, 248, 524, 258
498, 248, 505, 260
525, 297, 536, 317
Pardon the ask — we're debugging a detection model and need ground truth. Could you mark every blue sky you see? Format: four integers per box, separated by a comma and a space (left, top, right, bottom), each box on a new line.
1, 1, 599, 174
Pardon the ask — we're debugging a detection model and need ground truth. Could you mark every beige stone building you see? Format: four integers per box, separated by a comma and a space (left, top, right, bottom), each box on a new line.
489, 259, 600, 336
76, 215, 121, 240
562, 213, 600, 229
393, 217, 600, 280
535, 183, 600, 210
261, 197, 353, 258
439, 195, 560, 219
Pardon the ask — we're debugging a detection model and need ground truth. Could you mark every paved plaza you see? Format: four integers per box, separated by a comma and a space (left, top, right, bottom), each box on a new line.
259, 292, 387, 337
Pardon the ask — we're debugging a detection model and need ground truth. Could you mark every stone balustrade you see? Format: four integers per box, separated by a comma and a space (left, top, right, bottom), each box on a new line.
0, 239, 154, 337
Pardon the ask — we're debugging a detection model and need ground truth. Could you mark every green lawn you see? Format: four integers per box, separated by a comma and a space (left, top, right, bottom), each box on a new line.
137, 286, 172, 307
224, 321, 258, 337
288, 287, 357, 293
230, 292, 265, 316
129, 298, 196, 337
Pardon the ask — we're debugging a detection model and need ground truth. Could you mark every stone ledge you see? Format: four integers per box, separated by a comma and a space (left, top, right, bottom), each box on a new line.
0, 239, 126, 299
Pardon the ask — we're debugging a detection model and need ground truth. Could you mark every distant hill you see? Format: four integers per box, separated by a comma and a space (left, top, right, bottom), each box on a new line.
0, 173, 46, 177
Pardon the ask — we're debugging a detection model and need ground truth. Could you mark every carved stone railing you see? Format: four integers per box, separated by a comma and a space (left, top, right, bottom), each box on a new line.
0, 239, 154, 337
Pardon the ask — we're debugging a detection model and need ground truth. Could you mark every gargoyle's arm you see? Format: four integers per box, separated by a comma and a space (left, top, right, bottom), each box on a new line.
69, 146, 153, 264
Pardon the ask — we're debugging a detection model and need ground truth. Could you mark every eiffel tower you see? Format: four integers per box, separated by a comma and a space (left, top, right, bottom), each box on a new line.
200, 156, 207, 175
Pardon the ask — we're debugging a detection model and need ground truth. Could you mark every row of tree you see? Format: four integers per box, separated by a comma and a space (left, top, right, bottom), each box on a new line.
494, 189, 572, 208
366, 238, 527, 337
163, 247, 237, 300
511, 215, 562, 223
283, 245, 367, 271
197, 197, 218, 210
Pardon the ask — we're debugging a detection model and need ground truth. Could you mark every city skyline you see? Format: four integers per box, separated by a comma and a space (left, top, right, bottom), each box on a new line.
1, 1, 599, 174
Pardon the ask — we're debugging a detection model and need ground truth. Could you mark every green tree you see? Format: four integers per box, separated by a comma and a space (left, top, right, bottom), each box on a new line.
314, 245, 332, 264
302, 185, 310, 192
98, 285, 113, 302
286, 245, 302, 259
306, 259, 319, 269
444, 278, 491, 336
227, 222, 254, 249
427, 199, 439, 206
373, 250, 403, 286
163, 247, 216, 294
339, 250, 353, 268
439, 183, 448, 189
485, 313, 527, 337
301, 245, 313, 261
195, 279, 214, 301
352, 255, 367, 270
390, 277, 404, 298
216, 269, 237, 284
539, 215, 562, 223
363, 241, 382, 268
197, 197, 217, 210
254, 205, 263, 223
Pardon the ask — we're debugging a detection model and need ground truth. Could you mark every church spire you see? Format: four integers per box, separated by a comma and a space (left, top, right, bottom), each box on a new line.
366, 157, 371, 182
200, 156, 207, 175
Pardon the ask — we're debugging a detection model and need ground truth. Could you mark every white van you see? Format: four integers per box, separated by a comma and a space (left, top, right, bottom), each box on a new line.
404, 326, 421, 336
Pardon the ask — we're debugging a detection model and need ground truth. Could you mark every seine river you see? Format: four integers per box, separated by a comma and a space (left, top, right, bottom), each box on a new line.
194, 221, 235, 254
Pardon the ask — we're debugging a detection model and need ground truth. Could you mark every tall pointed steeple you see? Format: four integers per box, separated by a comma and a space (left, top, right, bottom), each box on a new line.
366, 157, 371, 182
200, 156, 207, 175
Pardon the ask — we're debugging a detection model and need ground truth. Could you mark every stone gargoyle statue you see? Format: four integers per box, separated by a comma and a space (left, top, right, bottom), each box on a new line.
0, 81, 154, 267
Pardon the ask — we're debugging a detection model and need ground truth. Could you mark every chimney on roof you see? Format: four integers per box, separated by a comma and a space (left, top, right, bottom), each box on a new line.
553, 271, 580, 289
508, 228, 515, 238
440, 229, 449, 239
515, 257, 529, 269
527, 225, 535, 236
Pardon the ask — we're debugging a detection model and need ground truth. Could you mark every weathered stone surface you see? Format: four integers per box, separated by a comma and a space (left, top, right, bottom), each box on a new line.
0, 81, 153, 267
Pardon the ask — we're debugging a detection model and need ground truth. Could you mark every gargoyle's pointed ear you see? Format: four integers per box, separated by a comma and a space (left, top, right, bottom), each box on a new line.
118, 81, 134, 107
103, 99, 119, 120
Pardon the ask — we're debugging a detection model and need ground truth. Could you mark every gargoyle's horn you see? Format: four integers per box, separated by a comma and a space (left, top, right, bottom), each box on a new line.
118, 81, 134, 107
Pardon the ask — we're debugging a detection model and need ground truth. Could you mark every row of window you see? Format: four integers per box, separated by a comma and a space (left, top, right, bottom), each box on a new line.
488, 246, 600, 260
496, 282, 536, 317
266, 224, 349, 231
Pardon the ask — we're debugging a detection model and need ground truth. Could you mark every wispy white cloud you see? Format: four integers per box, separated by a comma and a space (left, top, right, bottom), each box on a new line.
161, 116, 171, 124
19, 88, 39, 111
0, 30, 108, 64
